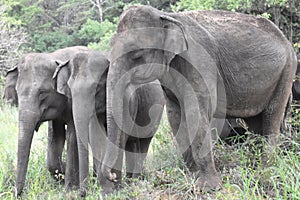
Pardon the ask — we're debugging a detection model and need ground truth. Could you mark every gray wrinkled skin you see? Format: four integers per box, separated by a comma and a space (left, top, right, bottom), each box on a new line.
102, 5, 297, 191
54, 50, 164, 196
15, 46, 89, 196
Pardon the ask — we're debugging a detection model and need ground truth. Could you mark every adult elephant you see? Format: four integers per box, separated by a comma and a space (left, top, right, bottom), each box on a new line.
15, 46, 89, 196
53, 50, 165, 196
101, 5, 297, 191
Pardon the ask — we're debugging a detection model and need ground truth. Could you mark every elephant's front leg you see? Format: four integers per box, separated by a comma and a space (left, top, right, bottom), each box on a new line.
165, 96, 198, 172
125, 137, 152, 179
165, 90, 221, 191
46, 120, 66, 180
191, 117, 221, 191
64, 121, 79, 191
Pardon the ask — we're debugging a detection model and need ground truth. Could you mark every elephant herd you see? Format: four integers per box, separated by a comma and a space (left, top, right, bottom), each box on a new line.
2, 5, 298, 197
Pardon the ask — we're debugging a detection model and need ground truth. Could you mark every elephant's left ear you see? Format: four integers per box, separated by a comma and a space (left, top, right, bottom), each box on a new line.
52, 60, 69, 89
160, 15, 188, 64
5, 65, 18, 76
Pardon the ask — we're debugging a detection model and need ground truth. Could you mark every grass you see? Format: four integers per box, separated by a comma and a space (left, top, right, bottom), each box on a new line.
0, 81, 300, 199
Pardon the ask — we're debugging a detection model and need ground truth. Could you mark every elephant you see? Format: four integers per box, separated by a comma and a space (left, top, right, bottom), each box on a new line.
53, 50, 165, 196
101, 5, 297, 191
3, 53, 68, 179
3, 66, 18, 106
15, 46, 90, 196
292, 54, 300, 100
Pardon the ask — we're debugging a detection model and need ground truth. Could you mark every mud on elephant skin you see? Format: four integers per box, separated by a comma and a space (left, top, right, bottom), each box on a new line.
103, 5, 297, 191
15, 46, 89, 196
54, 50, 165, 196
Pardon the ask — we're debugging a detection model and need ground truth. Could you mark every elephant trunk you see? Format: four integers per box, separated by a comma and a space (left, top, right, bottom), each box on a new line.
71, 90, 93, 195
101, 91, 122, 182
101, 66, 129, 183
16, 109, 39, 196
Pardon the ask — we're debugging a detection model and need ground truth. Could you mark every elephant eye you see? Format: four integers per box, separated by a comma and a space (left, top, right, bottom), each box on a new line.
131, 50, 144, 60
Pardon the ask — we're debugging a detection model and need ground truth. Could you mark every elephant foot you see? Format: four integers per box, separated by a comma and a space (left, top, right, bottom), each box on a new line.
195, 172, 222, 192
79, 188, 87, 198
101, 184, 115, 196
65, 181, 80, 194
14, 186, 23, 198
53, 169, 65, 183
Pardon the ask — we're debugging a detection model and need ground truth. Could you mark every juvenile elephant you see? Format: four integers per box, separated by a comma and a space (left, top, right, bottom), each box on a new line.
15, 46, 89, 196
54, 50, 165, 195
102, 5, 297, 191
3, 53, 67, 179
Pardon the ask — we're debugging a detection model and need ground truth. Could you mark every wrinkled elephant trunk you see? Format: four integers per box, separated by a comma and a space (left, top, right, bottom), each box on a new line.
16, 109, 39, 196
101, 94, 123, 182
101, 66, 130, 183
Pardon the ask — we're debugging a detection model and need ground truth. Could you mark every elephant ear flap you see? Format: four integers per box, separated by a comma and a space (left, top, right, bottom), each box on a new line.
160, 15, 188, 65
5, 65, 18, 77
52, 60, 70, 90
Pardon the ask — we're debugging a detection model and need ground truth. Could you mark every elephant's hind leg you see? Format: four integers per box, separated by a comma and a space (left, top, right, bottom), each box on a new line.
261, 60, 296, 155
125, 137, 152, 179
47, 120, 66, 181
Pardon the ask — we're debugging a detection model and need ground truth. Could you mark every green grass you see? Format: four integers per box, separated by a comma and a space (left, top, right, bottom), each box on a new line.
0, 81, 300, 199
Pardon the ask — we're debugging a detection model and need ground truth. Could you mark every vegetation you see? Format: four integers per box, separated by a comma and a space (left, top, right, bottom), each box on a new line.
0, 0, 300, 199
0, 82, 300, 199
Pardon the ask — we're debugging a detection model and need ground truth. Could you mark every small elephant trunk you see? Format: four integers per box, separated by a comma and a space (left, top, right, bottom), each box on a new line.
16, 109, 39, 196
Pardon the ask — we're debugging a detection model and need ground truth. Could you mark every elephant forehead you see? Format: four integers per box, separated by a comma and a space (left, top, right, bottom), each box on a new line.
111, 28, 166, 56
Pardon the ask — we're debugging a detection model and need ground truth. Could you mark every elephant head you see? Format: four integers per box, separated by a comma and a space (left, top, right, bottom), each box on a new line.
15, 46, 89, 196
102, 5, 188, 181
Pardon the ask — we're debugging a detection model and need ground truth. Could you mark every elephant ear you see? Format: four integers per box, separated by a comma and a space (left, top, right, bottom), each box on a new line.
5, 65, 18, 77
52, 60, 71, 97
160, 15, 188, 65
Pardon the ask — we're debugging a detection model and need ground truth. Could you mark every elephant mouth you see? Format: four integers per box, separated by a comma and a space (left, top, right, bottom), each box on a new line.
34, 120, 43, 132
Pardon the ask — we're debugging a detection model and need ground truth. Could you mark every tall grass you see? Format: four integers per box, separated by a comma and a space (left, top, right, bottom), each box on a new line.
0, 80, 300, 199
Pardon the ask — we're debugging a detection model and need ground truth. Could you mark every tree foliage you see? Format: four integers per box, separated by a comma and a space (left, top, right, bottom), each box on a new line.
0, 4, 27, 75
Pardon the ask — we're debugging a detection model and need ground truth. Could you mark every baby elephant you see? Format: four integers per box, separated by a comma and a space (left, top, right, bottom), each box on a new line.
53, 50, 165, 196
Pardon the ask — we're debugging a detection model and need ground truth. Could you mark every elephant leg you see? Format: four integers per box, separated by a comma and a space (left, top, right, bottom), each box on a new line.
244, 113, 263, 135
185, 111, 220, 191
262, 66, 294, 147
64, 121, 79, 191
125, 137, 135, 179
165, 98, 198, 172
165, 87, 221, 191
47, 120, 66, 179
126, 137, 152, 179
93, 158, 98, 178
